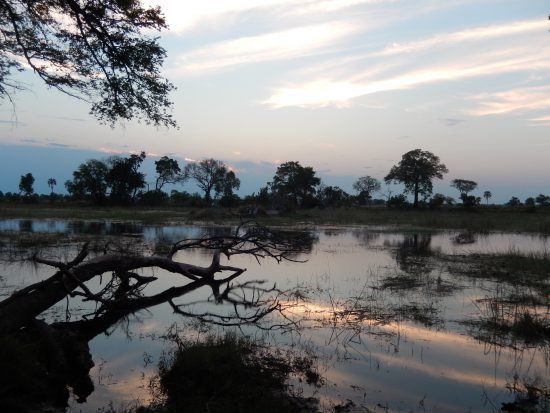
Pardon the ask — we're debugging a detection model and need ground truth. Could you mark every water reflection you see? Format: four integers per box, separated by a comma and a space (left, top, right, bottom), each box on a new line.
0, 220, 548, 412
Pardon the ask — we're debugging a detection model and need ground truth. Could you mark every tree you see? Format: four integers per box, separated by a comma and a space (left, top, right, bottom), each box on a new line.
184, 159, 231, 205
106, 152, 146, 203
507, 197, 521, 207
317, 185, 350, 207
0, 0, 175, 127
451, 179, 477, 197
65, 159, 109, 204
384, 149, 448, 208
535, 194, 550, 207
269, 161, 320, 208
155, 156, 183, 191
525, 197, 535, 207
47, 177, 57, 194
483, 191, 492, 205
0, 224, 311, 409
18, 172, 34, 196
215, 169, 241, 206
353, 176, 381, 205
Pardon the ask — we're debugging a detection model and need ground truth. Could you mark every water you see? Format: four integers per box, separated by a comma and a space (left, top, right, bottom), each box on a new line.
1, 219, 548, 412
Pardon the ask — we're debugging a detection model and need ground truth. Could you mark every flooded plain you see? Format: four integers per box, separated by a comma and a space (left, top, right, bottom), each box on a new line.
0, 219, 548, 413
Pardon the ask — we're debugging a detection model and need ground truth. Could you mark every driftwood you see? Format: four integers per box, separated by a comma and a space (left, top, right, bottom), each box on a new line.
0, 223, 311, 409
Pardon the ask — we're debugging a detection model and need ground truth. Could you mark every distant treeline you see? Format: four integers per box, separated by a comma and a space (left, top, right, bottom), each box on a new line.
2, 149, 550, 210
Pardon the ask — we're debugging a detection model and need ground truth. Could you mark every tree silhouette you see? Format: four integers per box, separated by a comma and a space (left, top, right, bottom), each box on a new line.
353, 176, 380, 205
270, 161, 320, 208
65, 159, 109, 204
215, 169, 241, 206
0, 0, 175, 127
451, 179, 478, 205
483, 191, 492, 205
184, 159, 234, 206
106, 152, 146, 203
47, 177, 57, 194
155, 156, 183, 191
384, 149, 448, 208
18, 172, 34, 196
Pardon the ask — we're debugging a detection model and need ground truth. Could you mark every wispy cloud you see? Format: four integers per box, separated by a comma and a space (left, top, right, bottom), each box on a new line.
467, 85, 550, 116
262, 17, 550, 108
373, 19, 546, 57
171, 21, 359, 75
146, 0, 391, 33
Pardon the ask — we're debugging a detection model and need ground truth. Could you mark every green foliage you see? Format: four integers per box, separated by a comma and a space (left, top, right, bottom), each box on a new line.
270, 161, 320, 208
385, 149, 448, 207
18, 172, 34, 196
0, 0, 175, 127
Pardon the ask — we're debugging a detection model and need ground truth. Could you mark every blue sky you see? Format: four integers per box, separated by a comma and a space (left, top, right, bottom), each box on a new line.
1, 0, 549, 202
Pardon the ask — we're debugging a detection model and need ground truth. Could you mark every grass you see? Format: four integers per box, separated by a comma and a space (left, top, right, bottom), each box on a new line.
2, 203, 550, 232
147, 333, 322, 413
445, 249, 550, 296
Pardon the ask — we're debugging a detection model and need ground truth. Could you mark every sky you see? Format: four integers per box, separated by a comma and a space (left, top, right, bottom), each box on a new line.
0, 0, 549, 202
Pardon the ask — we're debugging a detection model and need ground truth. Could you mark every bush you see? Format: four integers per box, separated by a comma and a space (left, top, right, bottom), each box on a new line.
387, 194, 409, 208
138, 190, 168, 206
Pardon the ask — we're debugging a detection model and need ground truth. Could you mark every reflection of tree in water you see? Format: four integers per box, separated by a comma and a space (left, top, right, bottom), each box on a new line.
0, 224, 312, 412
385, 233, 435, 275
349, 229, 381, 246
68, 220, 143, 236
18, 219, 33, 233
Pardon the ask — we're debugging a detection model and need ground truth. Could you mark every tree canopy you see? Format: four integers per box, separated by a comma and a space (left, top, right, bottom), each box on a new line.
353, 176, 380, 204
0, 0, 175, 127
155, 156, 182, 191
18, 172, 34, 196
451, 179, 478, 196
269, 161, 320, 208
184, 159, 238, 205
384, 149, 448, 208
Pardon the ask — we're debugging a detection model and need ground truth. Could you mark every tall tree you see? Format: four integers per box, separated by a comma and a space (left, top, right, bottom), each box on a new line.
384, 149, 448, 208
451, 179, 478, 202
107, 152, 146, 203
47, 177, 57, 194
215, 169, 241, 205
18, 172, 34, 196
184, 159, 231, 205
270, 161, 320, 207
353, 176, 381, 204
155, 156, 183, 191
65, 159, 109, 204
483, 190, 492, 205
0, 0, 175, 127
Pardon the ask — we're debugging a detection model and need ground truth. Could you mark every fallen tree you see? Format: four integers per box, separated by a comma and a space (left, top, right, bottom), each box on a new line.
0, 223, 311, 411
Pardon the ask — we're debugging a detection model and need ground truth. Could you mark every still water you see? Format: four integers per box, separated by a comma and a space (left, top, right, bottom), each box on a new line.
1, 219, 548, 412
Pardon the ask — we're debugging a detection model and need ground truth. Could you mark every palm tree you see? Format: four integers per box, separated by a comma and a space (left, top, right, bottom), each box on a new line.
47, 178, 57, 195
483, 190, 492, 205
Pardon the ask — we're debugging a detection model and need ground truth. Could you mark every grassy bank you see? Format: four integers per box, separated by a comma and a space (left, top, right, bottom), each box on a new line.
1, 203, 550, 233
